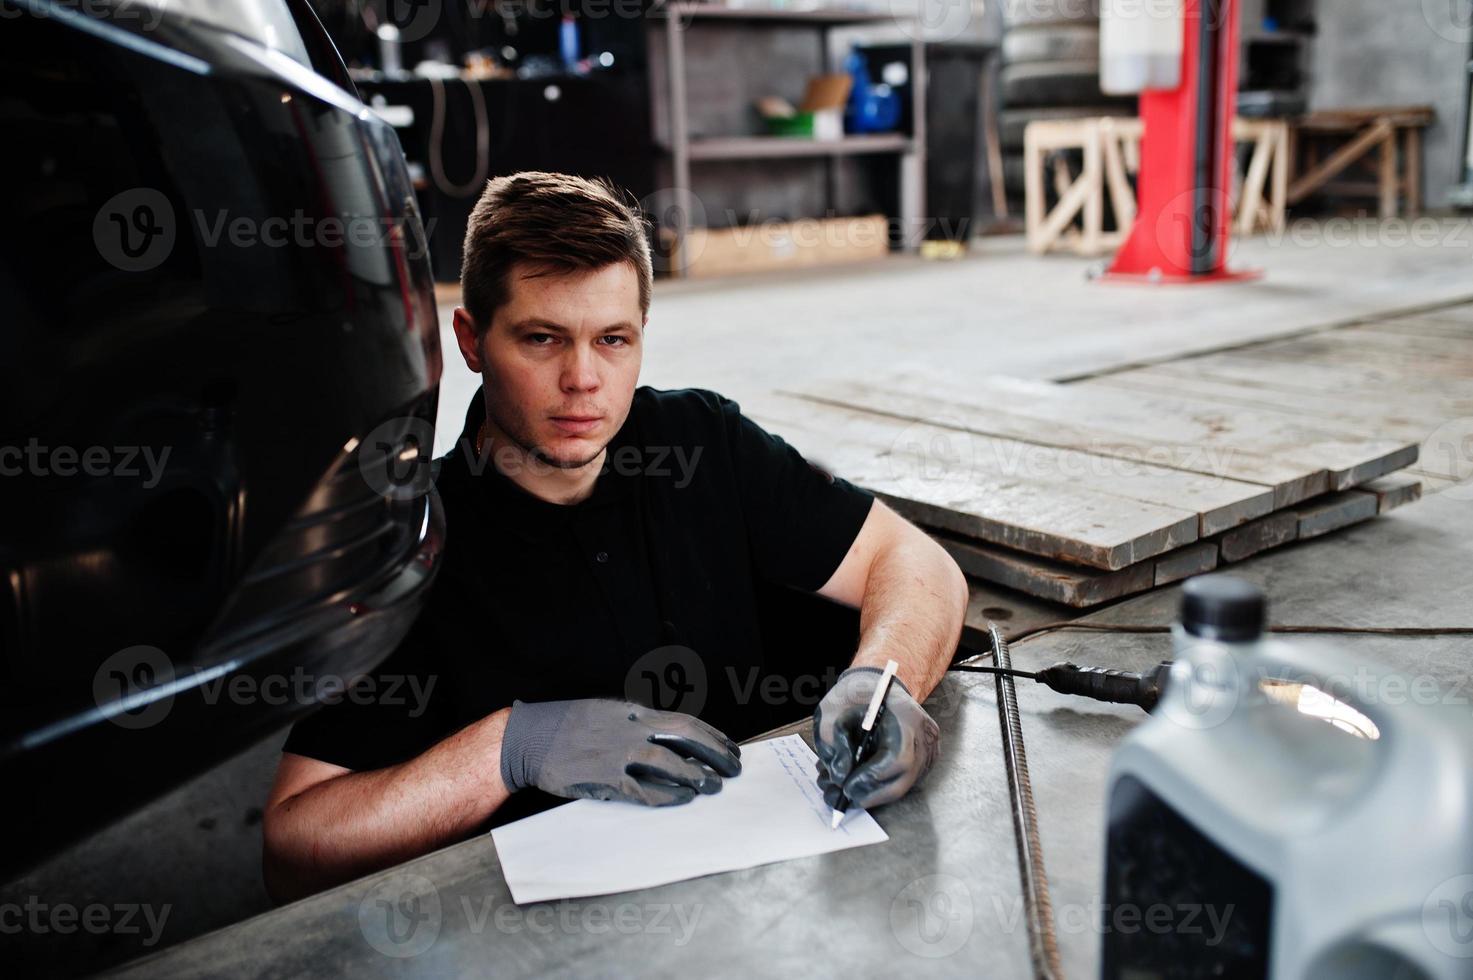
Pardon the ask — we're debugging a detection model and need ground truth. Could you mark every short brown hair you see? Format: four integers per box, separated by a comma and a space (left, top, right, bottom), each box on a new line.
460, 171, 652, 334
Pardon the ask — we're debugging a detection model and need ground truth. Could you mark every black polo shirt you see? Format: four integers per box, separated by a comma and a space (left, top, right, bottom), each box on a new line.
283, 385, 875, 777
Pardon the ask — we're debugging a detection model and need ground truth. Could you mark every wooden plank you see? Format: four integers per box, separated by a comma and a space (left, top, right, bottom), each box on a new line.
941, 482, 1400, 607
1154, 542, 1219, 586
1218, 511, 1300, 563
1090, 367, 1465, 442
1405, 126, 1422, 214
1287, 119, 1394, 205
1294, 490, 1379, 540
799, 373, 1414, 506
794, 379, 1289, 519
1412, 305, 1473, 327
1283, 325, 1473, 362
746, 395, 1201, 570
1360, 474, 1423, 513
1361, 317, 1473, 341
1099, 371, 1464, 483
937, 532, 1155, 608
1244, 334, 1473, 378
1379, 122, 1399, 219
1131, 352, 1473, 406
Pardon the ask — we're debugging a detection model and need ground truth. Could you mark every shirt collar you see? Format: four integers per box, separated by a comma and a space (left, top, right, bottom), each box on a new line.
444, 384, 639, 517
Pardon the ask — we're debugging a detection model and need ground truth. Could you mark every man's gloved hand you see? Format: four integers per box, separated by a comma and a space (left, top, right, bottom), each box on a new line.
499, 698, 742, 806
813, 667, 940, 811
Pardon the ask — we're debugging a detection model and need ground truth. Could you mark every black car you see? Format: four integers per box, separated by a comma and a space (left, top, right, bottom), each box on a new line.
0, 0, 445, 876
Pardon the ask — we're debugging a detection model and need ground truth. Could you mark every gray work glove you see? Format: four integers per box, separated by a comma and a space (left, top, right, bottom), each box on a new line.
499, 698, 743, 806
813, 667, 940, 811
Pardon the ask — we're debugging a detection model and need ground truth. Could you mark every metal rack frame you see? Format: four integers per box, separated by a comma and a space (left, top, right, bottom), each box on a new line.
650, 2, 927, 276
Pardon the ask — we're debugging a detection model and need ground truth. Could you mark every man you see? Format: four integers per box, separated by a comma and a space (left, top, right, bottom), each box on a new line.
262, 172, 968, 901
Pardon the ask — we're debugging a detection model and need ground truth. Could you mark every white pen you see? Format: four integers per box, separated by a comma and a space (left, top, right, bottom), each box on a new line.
830, 658, 899, 829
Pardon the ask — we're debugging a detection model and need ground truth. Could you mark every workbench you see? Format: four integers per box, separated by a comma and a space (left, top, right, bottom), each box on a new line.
108, 487, 1472, 978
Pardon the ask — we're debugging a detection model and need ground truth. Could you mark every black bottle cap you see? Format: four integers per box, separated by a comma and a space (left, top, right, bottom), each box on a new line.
1180, 575, 1265, 642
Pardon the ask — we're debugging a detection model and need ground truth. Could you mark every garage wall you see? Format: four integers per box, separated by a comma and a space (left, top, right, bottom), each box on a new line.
1308, 0, 1472, 208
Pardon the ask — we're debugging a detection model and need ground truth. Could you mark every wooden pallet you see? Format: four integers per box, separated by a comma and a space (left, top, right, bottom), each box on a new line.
1022, 116, 1289, 256
745, 309, 1466, 606
792, 374, 1416, 507
931, 475, 1421, 608
1087, 313, 1473, 488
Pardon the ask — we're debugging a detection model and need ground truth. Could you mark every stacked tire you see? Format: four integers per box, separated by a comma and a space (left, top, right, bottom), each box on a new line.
999, 0, 1133, 207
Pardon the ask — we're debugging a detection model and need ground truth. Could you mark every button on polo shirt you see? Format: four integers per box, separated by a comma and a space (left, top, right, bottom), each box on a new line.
283, 384, 876, 778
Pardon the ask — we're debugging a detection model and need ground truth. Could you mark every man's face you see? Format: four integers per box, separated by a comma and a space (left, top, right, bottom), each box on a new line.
453, 261, 645, 470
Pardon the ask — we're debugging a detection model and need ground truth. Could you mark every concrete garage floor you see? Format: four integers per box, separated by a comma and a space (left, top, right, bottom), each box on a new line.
430, 222, 1473, 457
5, 223, 1469, 976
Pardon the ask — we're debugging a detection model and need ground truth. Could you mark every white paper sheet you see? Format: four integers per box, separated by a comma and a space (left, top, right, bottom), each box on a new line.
491, 734, 889, 904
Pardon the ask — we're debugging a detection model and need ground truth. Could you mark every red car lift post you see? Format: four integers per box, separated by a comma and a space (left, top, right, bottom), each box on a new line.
1103, 0, 1260, 283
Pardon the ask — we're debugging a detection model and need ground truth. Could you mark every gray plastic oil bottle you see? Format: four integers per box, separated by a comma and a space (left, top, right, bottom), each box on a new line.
1101, 574, 1473, 978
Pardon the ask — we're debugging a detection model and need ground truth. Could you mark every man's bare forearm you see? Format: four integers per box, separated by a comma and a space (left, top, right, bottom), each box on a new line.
263, 708, 512, 901
848, 536, 968, 702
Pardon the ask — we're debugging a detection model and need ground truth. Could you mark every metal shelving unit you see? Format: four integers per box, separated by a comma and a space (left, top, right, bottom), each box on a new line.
649, 2, 927, 276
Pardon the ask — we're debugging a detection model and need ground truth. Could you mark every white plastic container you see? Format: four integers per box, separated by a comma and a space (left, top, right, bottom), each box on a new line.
1100, 0, 1185, 94
1104, 577, 1473, 978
